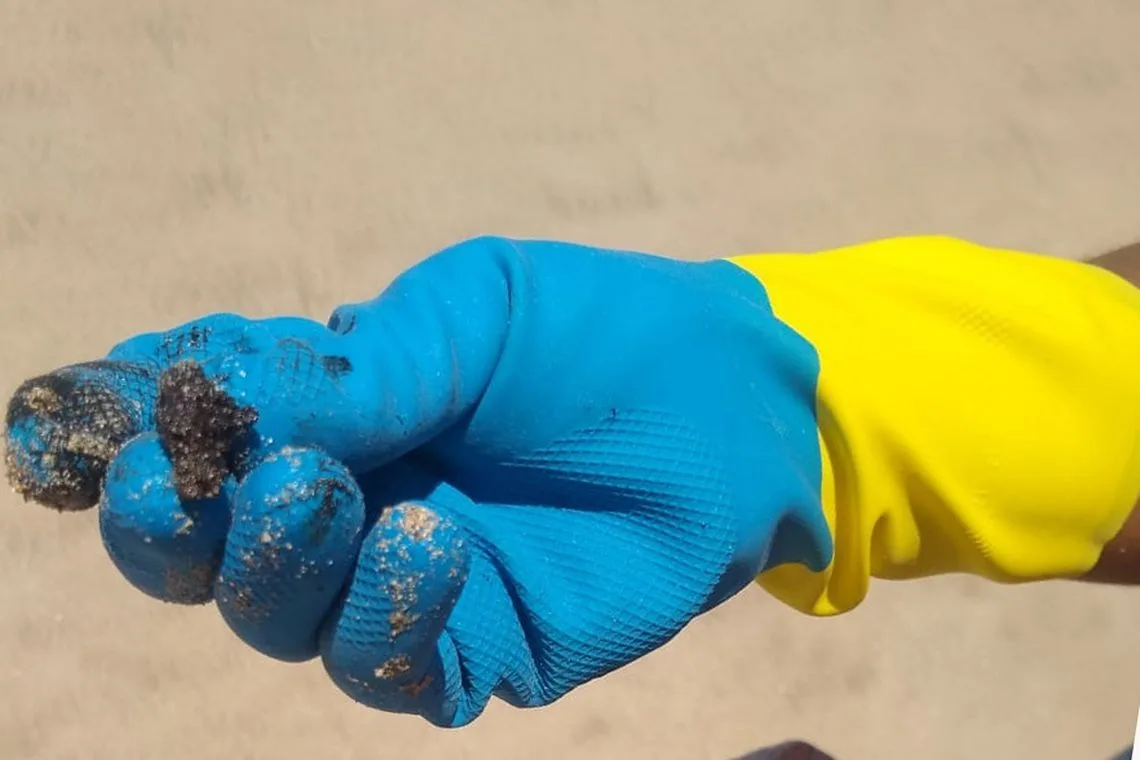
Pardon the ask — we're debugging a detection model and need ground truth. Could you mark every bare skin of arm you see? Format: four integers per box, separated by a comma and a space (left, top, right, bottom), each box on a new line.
1080, 241, 1140, 584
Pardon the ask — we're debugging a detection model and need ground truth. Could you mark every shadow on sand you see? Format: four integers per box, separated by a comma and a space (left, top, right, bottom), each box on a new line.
732, 740, 837, 760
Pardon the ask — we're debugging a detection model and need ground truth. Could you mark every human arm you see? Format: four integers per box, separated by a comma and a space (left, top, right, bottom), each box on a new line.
1080, 240, 1140, 584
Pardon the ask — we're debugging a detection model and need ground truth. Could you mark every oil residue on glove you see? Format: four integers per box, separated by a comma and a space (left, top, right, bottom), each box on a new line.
3, 358, 257, 511
3, 362, 155, 511
155, 360, 258, 501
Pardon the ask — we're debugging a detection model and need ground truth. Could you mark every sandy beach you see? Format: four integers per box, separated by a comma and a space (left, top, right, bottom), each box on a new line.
2, 2, 1139, 758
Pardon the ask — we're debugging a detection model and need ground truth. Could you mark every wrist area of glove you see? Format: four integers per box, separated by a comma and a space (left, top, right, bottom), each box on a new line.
729, 238, 1140, 615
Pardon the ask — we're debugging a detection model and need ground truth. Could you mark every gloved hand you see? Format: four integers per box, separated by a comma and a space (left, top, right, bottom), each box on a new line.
4, 236, 832, 726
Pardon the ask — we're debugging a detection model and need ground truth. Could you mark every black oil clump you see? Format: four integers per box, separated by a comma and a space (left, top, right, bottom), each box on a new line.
156, 361, 258, 502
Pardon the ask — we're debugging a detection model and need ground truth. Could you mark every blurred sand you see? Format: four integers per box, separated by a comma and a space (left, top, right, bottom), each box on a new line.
2, 2, 1140, 758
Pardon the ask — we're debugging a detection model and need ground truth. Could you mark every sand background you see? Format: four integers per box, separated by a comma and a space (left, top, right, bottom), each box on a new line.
2, 2, 1139, 758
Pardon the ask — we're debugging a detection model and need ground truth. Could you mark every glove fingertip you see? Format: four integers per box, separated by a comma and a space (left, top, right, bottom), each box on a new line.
215, 446, 366, 662
100, 433, 230, 605
320, 502, 469, 719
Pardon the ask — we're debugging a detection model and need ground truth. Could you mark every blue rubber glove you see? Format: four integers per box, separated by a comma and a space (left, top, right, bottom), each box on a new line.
4, 236, 832, 726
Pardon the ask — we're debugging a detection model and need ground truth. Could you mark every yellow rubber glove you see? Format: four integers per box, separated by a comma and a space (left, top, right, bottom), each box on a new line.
731, 236, 1140, 615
